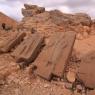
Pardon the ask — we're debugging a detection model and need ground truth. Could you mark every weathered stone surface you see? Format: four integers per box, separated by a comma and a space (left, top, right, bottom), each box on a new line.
87, 90, 95, 95
0, 12, 17, 30
33, 31, 76, 80
22, 8, 34, 17
91, 19, 95, 35
50, 11, 91, 26
34, 32, 63, 80
24, 4, 37, 9
0, 32, 26, 53
11, 33, 44, 64
74, 13, 91, 26
19, 5, 92, 38
53, 31, 76, 77
77, 51, 95, 88
22, 4, 45, 17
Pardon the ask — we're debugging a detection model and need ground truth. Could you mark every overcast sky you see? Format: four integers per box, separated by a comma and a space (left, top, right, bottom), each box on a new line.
0, 0, 95, 21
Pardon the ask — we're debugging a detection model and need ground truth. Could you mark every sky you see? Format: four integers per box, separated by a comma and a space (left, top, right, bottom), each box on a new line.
0, 0, 95, 21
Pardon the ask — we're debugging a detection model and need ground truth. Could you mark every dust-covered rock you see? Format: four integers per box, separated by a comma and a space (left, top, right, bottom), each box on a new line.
77, 52, 95, 89
22, 4, 45, 17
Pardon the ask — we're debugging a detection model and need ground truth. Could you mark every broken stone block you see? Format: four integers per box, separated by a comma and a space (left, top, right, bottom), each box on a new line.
22, 8, 34, 17
0, 32, 26, 53
22, 4, 45, 17
24, 4, 37, 9
33, 31, 76, 80
11, 33, 44, 64
77, 51, 95, 89
33, 32, 63, 80
53, 31, 76, 77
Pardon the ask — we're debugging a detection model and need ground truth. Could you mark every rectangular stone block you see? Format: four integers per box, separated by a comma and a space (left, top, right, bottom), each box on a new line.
0, 32, 26, 53
34, 32, 65, 80
12, 33, 44, 64
53, 31, 76, 77
34, 31, 76, 80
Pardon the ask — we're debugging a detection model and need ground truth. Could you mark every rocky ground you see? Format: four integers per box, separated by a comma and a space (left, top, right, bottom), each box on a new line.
0, 34, 95, 95
0, 4, 95, 95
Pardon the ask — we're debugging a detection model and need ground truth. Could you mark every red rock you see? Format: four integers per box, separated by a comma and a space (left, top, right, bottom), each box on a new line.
77, 52, 95, 89
0, 32, 26, 53
87, 90, 95, 95
22, 4, 45, 17
33, 31, 76, 80
0, 12, 17, 30
20, 5, 92, 37
12, 33, 44, 64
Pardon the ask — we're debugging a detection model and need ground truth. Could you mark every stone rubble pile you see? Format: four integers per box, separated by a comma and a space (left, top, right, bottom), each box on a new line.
18, 4, 94, 40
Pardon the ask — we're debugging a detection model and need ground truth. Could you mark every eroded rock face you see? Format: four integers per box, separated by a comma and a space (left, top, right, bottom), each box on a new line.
22, 4, 45, 17
19, 4, 92, 39
18, 11, 65, 35
73, 13, 91, 26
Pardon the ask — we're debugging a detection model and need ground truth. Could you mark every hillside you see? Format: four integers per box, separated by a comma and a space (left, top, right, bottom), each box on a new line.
0, 12, 17, 30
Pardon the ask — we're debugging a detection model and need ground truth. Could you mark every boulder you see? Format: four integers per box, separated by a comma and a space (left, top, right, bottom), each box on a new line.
24, 4, 38, 9
77, 51, 95, 89
22, 4, 45, 17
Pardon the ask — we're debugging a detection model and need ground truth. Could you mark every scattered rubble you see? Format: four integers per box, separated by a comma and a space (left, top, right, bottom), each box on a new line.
0, 3, 95, 95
